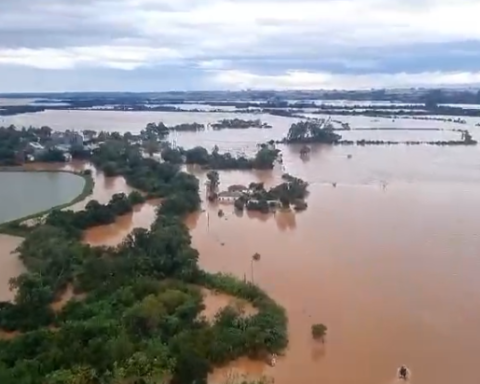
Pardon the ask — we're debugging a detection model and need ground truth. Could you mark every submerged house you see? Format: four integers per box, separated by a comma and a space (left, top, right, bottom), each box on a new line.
26, 142, 46, 157
217, 190, 244, 203
228, 184, 248, 192
51, 130, 85, 148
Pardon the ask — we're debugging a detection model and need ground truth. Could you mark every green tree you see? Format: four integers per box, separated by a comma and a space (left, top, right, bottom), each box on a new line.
311, 323, 327, 341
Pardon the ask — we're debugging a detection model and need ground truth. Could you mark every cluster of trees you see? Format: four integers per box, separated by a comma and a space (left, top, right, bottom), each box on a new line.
44, 191, 146, 237
143, 122, 208, 137
0, 220, 287, 383
234, 174, 309, 213
206, 170, 220, 201
311, 323, 327, 341
160, 144, 280, 170
143, 122, 169, 139
93, 126, 281, 172
0, 125, 54, 165
0, 125, 98, 164
169, 123, 205, 132
283, 121, 342, 144
211, 119, 272, 130
0, 144, 288, 383
91, 143, 202, 214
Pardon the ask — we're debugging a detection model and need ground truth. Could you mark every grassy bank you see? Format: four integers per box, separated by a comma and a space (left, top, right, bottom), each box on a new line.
0, 169, 95, 236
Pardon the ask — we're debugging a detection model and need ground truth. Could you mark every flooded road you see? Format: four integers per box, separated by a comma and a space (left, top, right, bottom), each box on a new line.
1, 111, 480, 383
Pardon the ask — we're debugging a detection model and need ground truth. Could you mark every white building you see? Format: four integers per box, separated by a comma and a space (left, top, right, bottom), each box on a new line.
27, 142, 46, 156
51, 131, 84, 148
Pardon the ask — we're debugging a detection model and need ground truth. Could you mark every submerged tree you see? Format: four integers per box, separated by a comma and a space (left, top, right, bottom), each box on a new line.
285, 121, 341, 144
311, 323, 328, 342
206, 170, 220, 191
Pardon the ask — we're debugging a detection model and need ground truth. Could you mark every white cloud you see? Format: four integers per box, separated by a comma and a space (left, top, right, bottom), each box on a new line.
0, 46, 183, 70
213, 69, 480, 89
2, 0, 480, 63
2, 0, 480, 89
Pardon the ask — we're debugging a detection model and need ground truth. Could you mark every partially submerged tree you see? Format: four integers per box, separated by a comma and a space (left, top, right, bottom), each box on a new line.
285, 121, 341, 144
311, 323, 327, 341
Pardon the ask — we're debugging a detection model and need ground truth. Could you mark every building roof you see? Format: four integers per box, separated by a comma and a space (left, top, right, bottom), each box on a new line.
28, 142, 44, 150
217, 190, 243, 198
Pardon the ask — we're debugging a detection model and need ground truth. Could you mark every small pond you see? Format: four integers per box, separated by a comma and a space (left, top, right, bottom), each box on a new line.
0, 171, 85, 224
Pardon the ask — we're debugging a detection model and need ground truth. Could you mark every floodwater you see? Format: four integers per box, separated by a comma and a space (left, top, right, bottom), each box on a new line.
0, 170, 85, 224
1, 111, 480, 383
200, 288, 257, 322
83, 199, 160, 247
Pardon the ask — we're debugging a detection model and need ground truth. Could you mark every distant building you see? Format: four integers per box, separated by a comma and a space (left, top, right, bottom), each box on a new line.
26, 142, 46, 157
51, 131, 84, 148
62, 152, 73, 162
84, 143, 100, 151
217, 190, 243, 203
228, 184, 248, 192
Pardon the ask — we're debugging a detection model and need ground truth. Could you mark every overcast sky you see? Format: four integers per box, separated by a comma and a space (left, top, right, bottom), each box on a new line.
1, 0, 480, 92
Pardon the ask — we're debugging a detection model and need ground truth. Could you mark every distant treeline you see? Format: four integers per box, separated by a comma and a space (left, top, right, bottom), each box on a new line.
2, 88, 480, 104
2, 88, 480, 117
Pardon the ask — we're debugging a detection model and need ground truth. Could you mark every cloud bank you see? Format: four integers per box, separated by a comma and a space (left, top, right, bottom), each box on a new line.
1, 0, 480, 91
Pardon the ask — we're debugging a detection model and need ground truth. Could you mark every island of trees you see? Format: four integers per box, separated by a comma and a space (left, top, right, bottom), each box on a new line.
236, 174, 309, 213
0, 142, 289, 383
206, 171, 309, 213
211, 119, 272, 130
282, 121, 342, 144
143, 119, 273, 134
281, 121, 477, 146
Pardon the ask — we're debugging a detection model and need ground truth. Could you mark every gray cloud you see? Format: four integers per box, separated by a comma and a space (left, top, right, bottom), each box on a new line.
1, 0, 480, 90
0, 0, 142, 48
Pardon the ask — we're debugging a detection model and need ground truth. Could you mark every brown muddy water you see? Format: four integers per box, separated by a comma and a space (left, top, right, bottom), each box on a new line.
1, 111, 480, 383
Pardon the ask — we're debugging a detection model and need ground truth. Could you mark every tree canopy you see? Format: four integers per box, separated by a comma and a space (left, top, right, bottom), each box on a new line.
284, 121, 342, 144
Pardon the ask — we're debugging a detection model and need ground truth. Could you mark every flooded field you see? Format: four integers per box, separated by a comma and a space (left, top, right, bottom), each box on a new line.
1, 111, 480, 384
